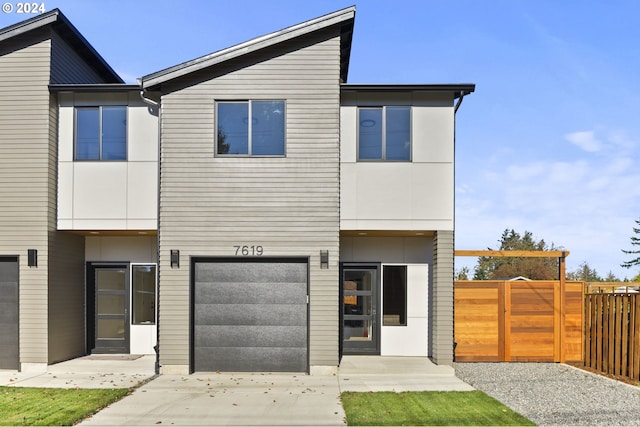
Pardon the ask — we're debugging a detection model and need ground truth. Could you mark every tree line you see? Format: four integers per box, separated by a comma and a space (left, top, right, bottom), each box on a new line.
456, 224, 640, 282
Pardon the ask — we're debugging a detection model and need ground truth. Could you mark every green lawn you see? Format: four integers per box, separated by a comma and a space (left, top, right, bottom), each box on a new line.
0, 386, 130, 426
341, 391, 535, 426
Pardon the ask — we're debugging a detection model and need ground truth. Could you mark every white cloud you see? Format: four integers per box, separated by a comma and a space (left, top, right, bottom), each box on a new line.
456, 129, 640, 279
565, 130, 602, 152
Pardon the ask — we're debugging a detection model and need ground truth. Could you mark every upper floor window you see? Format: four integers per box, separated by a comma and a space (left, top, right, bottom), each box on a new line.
75, 106, 127, 160
358, 106, 411, 161
216, 100, 285, 156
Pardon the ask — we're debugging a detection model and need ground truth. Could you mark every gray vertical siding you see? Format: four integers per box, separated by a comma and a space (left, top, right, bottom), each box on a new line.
0, 30, 52, 365
158, 29, 341, 370
431, 230, 454, 365
49, 31, 104, 84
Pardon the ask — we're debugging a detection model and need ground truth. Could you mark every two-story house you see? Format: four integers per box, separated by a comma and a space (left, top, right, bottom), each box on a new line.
0, 7, 473, 374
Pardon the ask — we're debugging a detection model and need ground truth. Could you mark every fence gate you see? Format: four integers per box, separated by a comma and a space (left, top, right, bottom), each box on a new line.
454, 280, 583, 362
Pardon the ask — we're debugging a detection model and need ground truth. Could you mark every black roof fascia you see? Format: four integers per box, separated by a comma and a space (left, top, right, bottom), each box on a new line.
340, 17, 354, 83
0, 9, 123, 83
141, 6, 355, 90
341, 83, 476, 98
49, 84, 140, 92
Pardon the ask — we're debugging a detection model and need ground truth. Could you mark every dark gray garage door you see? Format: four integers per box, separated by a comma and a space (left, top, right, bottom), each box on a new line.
0, 257, 19, 370
193, 259, 308, 372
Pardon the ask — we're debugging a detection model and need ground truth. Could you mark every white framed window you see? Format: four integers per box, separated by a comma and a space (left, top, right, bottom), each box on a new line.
216, 100, 285, 156
358, 106, 411, 161
75, 106, 127, 160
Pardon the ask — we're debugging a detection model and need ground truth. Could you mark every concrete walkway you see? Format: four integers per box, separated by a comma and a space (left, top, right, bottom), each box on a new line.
0, 355, 156, 389
1, 355, 473, 426
339, 356, 475, 392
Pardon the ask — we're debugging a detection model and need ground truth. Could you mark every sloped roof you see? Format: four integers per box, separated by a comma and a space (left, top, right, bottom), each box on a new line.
141, 6, 355, 90
0, 8, 122, 83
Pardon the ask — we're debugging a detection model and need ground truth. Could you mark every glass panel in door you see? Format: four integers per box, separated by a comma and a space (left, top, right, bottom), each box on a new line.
342, 266, 380, 354
94, 267, 129, 353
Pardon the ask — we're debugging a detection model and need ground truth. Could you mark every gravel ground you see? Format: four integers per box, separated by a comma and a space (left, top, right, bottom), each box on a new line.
455, 363, 640, 426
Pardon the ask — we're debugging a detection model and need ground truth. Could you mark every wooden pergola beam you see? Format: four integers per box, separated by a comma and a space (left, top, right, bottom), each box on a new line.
455, 250, 570, 258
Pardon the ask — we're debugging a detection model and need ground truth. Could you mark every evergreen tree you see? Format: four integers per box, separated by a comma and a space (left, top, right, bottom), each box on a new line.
472, 229, 560, 280
455, 266, 470, 280
621, 218, 640, 269
567, 262, 601, 281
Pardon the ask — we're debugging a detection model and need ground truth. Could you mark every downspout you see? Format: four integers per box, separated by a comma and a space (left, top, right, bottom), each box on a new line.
140, 89, 159, 108
139, 86, 161, 375
451, 90, 464, 361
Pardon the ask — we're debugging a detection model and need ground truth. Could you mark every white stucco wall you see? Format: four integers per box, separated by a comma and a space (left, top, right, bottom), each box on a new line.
57, 91, 159, 230
340, 92, 455, 231
381, 263, 428, 356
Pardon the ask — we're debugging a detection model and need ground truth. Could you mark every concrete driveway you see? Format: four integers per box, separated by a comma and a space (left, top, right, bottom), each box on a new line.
82, 372, 345, 426
77, 356, 472, 426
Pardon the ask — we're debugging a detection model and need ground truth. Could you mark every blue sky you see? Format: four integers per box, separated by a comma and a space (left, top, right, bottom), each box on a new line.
2, 0, 639, 278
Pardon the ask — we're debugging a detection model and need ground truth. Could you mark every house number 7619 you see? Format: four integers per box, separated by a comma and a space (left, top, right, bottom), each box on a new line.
234, 245, 263, 256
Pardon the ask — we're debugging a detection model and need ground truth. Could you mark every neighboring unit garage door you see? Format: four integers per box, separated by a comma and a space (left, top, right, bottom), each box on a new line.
193, 258, 308, 372
0, 257, 19, 370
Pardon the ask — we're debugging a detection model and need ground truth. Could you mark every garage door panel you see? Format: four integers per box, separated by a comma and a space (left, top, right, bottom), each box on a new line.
0, 258, 18, 370
0, 284, 18, 300
195, 282, 307, 305
195, 303, 306, 326
0, 302, 18, 323
195, 262, 307, 284
195, 325, 307, 348
193, 259, 308, 372
0, 324, 18, 343
194, 347, 307, 372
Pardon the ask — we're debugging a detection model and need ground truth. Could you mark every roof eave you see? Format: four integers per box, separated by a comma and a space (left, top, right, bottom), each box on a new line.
49, 83, 140, 92
141, 6, 356, 90
0, 9, 58, 42
341, 83, 476, 98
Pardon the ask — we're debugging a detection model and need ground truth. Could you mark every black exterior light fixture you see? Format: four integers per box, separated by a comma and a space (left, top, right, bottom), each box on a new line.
320, 250, 329, 269
27, 249, 37, 267
170, 249, 180, 268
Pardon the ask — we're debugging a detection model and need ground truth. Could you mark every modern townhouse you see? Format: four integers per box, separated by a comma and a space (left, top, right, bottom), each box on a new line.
0, 6, 474, 374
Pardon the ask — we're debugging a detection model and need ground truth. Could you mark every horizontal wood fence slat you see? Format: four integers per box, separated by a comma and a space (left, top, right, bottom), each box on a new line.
454, 280, 583, 363
584, 293, 640, 382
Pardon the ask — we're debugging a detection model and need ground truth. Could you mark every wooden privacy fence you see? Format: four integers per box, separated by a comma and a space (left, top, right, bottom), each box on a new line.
454, 280, 584, 362
584, 293, 640, 382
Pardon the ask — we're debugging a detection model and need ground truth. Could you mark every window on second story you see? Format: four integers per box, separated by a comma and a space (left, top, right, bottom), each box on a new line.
216, 100, 285, 156
75, 106, 127, 160
358, 106, 411, 161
